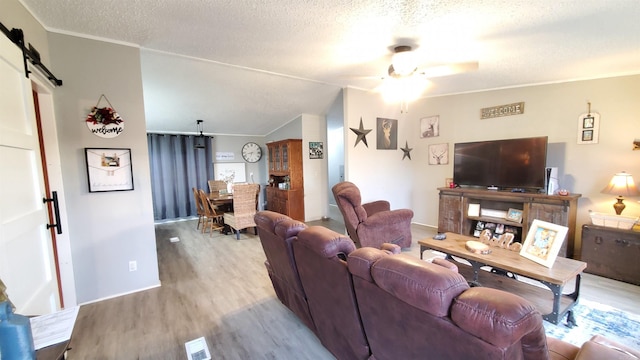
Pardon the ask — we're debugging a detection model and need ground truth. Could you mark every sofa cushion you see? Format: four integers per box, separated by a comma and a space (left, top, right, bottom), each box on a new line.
295, 226, 355, 258
574, 335, 640, 360
451, 287, 546, 349
273, 217, 308, 239
371, 254, 469, 317
547, 337, 580, 360
254, 210, 290, 235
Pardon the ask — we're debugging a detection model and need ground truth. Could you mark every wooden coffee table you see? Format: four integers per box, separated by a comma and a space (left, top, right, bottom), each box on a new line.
419, 232, 587, 326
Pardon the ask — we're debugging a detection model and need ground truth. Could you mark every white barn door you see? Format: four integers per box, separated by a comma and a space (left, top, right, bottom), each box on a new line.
0, 34, 60, 314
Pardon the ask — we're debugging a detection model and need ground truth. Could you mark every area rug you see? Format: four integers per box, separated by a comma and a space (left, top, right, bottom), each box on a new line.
544, 299, 640, 350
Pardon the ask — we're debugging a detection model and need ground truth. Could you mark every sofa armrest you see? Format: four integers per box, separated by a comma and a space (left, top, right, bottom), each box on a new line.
451, 287, 547, 351
362, 200, 390, 215
362, 209, 413, 227
575, 335, 640, 360
432, 257, 458, 272
379, 243, 401, 254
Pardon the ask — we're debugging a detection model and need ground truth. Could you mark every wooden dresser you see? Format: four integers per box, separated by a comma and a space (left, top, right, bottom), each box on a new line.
265, 139, 304, 221
581, 224, 640, 285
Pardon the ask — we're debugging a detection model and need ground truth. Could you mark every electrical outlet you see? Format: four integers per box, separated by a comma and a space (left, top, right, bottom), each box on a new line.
129, 260, 137, 272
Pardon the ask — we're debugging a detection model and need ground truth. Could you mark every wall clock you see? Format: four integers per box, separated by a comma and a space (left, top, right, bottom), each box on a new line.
241, 142, 262, 163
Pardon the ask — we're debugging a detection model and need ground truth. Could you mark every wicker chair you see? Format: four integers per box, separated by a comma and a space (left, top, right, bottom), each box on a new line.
208, 180, 228, 193
198, 189, 224, 236
192, 187, 205, 230
224, 183, 260, 239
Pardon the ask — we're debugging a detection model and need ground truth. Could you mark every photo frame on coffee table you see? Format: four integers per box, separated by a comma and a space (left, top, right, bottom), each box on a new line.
520, 219, 568, 267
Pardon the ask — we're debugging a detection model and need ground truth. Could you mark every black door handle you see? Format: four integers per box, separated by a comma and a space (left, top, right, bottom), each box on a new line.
43, 191, 62, 234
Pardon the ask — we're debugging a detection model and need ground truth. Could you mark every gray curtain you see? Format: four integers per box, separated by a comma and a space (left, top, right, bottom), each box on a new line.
147, 133, 213, 220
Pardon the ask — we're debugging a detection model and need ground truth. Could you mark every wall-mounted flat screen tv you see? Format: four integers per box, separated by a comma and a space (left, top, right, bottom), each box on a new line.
453, 136, 548, 191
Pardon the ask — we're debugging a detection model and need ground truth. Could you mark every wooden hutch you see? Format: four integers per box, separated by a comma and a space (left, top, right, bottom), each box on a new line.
266, 139, 304, 221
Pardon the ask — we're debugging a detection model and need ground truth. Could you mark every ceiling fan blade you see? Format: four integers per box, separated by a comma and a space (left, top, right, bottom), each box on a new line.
418, 61, 479, 78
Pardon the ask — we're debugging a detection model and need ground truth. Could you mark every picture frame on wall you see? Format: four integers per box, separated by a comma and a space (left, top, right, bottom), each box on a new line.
376, 117, 398, 150
519, 219, 568, 268
420, 115, 440, 138
428, 143, 449, 165
309, 141, 323, 159
577, 112, 600, 144
85, 148, 134, 192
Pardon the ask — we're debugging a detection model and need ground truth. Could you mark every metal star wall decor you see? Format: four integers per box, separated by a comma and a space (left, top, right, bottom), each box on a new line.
350, 117, 372, 148
401, 140, 413, 160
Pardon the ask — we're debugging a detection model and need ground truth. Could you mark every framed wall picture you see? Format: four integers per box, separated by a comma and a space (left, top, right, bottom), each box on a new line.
214, 162, 246, 183
85, 148, 134, 192
519, 219, 568, 267
428, 143, 449, 165
376, 117, 398, 150
420, 115, 440, 138
577, 112, 600, 144
309, 141, 323, 159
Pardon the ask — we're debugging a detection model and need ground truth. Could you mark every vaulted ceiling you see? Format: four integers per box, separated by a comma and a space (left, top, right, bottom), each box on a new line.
20, 0, 640, 135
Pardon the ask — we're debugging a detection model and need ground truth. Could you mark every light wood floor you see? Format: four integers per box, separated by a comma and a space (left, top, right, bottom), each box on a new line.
67, 218, 640, 359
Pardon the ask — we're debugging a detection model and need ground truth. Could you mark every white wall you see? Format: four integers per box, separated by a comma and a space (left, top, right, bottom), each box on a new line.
344, 87, 416, 210
48, 33, 160, 303
344, 75, 640, 254
301, 114, 328, 221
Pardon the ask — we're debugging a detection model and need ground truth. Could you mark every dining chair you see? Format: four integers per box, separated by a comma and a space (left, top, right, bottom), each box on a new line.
208, 180, 227, 193
198, 189, 224, 236
223, 183, 260, 239
192, 187, 205, 230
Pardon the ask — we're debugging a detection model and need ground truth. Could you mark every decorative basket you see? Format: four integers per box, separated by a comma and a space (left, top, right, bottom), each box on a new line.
589, 212, 638, 230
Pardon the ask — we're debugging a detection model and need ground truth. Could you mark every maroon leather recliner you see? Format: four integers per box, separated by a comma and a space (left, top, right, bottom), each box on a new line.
332, 181, 413, 248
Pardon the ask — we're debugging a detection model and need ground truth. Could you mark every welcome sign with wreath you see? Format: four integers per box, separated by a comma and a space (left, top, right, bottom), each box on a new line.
86, 94, 124, 138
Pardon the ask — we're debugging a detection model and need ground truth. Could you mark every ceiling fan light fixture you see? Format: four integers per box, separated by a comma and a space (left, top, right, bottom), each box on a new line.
380, 76, 428, 104
391, 46, 417, 77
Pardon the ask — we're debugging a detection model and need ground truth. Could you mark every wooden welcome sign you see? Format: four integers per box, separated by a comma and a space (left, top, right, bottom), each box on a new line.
481, 102, 525, 119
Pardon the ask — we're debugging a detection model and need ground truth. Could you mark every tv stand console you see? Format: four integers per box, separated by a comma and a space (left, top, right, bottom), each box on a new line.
437, 187, 581, 258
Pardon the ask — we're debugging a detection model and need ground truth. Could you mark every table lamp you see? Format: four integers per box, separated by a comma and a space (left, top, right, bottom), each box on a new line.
601, 172, 639, 215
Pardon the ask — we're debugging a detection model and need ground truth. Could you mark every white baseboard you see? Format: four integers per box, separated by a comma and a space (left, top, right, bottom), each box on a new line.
78, 282, 162, 306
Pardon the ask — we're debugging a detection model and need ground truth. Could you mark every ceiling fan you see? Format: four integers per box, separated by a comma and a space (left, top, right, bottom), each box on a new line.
386, 45, 479, 80
372, 45, 478, 111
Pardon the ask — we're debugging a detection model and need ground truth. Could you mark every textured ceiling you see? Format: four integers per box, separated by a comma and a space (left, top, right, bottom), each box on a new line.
19, 0, 640, 135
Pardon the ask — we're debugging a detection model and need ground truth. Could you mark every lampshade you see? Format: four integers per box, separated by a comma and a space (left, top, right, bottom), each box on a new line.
601, 172, 639, 215
602, 172, 639, 196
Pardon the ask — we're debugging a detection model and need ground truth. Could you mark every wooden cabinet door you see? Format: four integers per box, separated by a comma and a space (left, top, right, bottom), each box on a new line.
274, 145, 281, 171
268, 146, 275, 171
282, 143, 289, 171
438, 193, 463, 233
528, 202, 569, 256
528, 203, 568, 226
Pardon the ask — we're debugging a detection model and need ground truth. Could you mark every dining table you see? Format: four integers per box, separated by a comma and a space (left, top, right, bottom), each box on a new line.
208, 192, 233, 211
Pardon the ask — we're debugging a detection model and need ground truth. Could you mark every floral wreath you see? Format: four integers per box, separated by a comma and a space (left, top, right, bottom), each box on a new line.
85, 94, 124, 125
86, 106, 123, 125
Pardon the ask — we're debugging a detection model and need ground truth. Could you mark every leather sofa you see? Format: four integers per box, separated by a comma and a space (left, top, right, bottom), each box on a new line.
254, 211, 637, 360
254, 210, 315, 332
